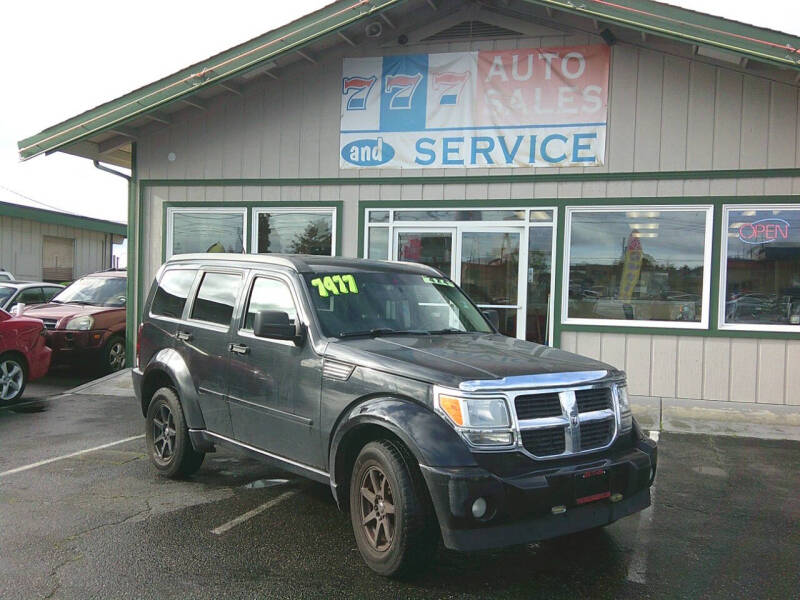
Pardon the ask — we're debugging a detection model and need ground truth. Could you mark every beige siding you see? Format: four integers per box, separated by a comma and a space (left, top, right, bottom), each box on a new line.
568, 332, 798, 405
0, 215, 110, 281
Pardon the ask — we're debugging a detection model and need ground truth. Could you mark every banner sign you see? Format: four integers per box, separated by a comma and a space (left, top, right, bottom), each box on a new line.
340, 45, 609, 170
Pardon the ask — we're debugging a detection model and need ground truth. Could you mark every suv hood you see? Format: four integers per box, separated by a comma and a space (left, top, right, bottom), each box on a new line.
325, 333, 618, 389
23, 303, 115, 325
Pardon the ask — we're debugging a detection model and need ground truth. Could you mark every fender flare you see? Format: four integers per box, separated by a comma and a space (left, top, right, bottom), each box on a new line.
140, 347, 205, 429
328, 396, 477, 507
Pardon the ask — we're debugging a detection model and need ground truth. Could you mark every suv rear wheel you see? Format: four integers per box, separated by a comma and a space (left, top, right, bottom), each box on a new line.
349, 440, 439, 577
145, 387, 204, 478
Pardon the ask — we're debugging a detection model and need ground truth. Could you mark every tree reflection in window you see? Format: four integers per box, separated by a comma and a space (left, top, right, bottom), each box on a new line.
257, 212, 333, 255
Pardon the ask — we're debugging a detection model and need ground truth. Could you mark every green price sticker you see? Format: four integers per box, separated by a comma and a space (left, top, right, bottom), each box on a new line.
310, 274, 359, 298
422, 275, 455, 287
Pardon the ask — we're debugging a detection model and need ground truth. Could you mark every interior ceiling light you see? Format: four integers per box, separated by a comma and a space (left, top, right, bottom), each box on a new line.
626, 211, 660, 218
628, 223, 659, 229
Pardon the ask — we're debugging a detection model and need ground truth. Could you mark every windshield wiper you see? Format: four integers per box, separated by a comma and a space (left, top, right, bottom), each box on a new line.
64, 300, 94, 305
428, 328, 471, 334
337, 328, 430, 338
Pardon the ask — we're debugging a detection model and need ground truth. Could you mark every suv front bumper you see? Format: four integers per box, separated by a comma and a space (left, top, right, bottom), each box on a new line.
420, 437, 656, 552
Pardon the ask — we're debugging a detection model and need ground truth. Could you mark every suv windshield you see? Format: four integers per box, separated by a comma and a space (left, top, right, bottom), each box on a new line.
53, 276, 126, 307
302, 271, 493, 338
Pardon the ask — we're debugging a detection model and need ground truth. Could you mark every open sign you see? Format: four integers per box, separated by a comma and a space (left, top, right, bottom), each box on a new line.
738, 218, 791, 244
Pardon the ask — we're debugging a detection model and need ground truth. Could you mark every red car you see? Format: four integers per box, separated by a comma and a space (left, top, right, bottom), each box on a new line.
0, 309, 51, 404
24, 271, 127, 373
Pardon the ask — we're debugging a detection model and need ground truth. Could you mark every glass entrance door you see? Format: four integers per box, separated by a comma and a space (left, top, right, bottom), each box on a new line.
374, 207, 555, 344
459, 229, 523, 338
394, 229, 455, 278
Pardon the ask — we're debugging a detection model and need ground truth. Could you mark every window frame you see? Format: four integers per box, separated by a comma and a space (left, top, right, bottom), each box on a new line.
165, 206, 248, 259
561, 204, 714, 330
251, 207, 337, 257
718, 203, 800, 333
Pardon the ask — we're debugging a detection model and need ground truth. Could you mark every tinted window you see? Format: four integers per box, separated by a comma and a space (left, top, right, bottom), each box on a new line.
16, 288, 44, 305
243, 278, 297, 330
190, 272, 241, 326
151, 270, 197, 319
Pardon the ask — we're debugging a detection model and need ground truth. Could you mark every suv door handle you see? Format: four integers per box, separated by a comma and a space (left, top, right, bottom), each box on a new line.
176, 330, 192, 341
229, 343, 249, 355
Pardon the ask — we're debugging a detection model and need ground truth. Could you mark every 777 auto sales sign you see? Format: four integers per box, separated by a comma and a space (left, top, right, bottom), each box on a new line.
339, 45, 609, 169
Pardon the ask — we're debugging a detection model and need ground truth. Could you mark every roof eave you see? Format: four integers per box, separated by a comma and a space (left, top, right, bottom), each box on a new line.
522, 0, 800, 71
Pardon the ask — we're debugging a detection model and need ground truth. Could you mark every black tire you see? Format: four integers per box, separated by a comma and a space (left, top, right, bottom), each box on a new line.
0, 353, 27, 405
349, 440, 439, 577
145, 387, 204, 478
102, 335, 126, 374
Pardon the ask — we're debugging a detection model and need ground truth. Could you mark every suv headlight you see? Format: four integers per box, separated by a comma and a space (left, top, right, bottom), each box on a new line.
65, 315, 94, 330
617, 384, 633, 434
434, 388, 514, 448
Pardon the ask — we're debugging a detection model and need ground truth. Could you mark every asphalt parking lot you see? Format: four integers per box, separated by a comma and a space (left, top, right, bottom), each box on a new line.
1, 381, 798, 600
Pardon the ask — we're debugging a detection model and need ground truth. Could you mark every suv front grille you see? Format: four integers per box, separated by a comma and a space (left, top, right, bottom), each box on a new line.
521, 427, 566, 456
514, 392, 561, 420
41, 319, 58, 330
576, 388, 612, 413
579, 419, 614, 450
511, 385, 618, 459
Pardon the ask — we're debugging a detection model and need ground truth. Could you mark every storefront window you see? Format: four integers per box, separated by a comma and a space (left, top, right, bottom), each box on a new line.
722, 206, 800, 330
565, 207, 711, 326
255, 210, 334, 255
169, 209, 246, 256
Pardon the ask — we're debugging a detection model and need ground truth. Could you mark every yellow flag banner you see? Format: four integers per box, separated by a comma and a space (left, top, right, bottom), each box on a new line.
618, 234, 643, 304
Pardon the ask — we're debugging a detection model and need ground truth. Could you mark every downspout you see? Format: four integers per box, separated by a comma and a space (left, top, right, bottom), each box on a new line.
93, 159, 130, 270
93, 158, 135, 366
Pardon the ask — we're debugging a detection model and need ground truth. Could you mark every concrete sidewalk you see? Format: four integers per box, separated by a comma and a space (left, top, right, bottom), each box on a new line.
64, 369, 134, 397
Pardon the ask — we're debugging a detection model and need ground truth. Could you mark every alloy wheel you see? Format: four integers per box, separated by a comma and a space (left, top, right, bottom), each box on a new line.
108, 341, 125, 371
359, 465, 396, 552
0, 360, 23, 401
152, 403, 177, 461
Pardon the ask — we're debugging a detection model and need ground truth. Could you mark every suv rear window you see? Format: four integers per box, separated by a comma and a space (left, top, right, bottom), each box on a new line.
190, 272, 241, 326
151, 270, 197, 318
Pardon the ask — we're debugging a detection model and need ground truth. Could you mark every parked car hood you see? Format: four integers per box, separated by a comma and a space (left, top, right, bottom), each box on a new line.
22, 303, 119, 324
325, 333, 618, 389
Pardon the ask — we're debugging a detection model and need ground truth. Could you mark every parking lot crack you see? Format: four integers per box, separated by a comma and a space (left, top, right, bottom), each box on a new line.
67, 500, 153, 541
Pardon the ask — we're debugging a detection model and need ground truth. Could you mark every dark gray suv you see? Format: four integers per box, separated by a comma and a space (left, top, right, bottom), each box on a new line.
133, 254, 657, 576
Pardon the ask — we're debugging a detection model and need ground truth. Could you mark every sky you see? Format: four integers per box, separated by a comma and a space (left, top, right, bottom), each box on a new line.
0, 0, 798, 227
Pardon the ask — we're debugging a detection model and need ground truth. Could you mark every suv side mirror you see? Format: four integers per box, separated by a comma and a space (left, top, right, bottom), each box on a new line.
482, 309, 500, 330
253, 310, 297, 341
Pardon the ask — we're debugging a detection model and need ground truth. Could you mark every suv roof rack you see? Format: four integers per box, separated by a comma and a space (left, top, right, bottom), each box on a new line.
165, 253, 440, 275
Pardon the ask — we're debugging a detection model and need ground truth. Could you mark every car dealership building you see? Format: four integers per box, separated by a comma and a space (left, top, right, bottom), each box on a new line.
18, 0, 800, 433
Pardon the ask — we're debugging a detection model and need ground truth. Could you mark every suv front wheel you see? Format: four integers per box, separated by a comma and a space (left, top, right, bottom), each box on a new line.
145, 387, 204, 478
349, 440, 439, 577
